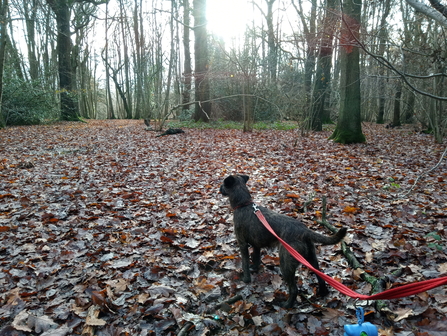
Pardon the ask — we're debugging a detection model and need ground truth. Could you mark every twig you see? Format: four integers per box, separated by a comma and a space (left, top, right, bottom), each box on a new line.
399, 145, 447, 198
170, 94, 282, 116
303, 191, 316, 212
339, 8, 447, 101
177, 321, 194, 336
205, 294, 243, 314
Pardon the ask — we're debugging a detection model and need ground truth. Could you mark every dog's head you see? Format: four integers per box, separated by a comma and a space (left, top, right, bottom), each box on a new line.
220, 175, 250, 205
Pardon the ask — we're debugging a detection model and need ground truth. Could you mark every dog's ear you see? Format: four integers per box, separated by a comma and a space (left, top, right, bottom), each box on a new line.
240, 175, 249, 183
223, 175, 236, 187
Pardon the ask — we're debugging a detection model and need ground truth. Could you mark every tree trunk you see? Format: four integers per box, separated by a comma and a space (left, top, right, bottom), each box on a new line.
104, 2, 115, 119
266, 0, 277, 82
329, 0, 366, 144
47, 0, 79, 121
133, 0, 143, 120
375, 0, 391, 124
291, 0, 316, 121
23, 0, 39, 81
182, 0, 192, 113
193, 0, 211, 122
404, 90, 415, 123
310, 0, 337, 131
119, 0, 132, 119
161, 0, 176, 125
392, 82, 402, 127
0, 0, 8, 128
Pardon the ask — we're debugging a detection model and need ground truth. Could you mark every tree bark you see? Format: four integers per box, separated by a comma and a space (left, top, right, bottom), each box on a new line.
291, 0, 316, 121
23, 0, 39, 81
375, 0, 391, 124
104, 2, 115, 119
0, 0, 8, 128
392, 82, 402, 127
182, 0, 192, 113
405, 0, 447, 27
265, 0, 277, 82
118, 0, 132, 119
329, 0, 366, 144
309, 0, 338, 131
47, 0, 79, 121
193, 0, 211, 122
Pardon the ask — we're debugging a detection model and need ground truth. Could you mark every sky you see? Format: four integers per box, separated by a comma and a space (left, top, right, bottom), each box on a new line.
206, 0, 259, 44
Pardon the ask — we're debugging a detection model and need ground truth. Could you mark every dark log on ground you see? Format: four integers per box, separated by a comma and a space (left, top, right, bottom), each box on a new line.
156, 128, 185, 137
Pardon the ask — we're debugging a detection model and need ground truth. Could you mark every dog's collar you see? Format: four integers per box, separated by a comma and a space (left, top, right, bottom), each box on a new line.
233, 200, 254, 210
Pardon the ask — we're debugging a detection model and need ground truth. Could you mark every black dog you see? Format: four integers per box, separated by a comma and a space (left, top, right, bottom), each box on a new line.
220, 174, 347, 308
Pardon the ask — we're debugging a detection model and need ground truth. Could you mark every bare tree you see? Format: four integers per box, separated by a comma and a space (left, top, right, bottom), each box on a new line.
291, 0, 316, 114
47, 0, 78, 120
182, 0, 192, 115
46, 0, 107, 121
193, 0, 210, 122
375, 0, 392, 124
23, 0, 39, 81
308, 0, 338, 131
0, 0, 8, 128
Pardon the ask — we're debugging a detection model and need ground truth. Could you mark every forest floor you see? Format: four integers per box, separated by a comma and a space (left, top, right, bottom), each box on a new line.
0, 120, 446, 336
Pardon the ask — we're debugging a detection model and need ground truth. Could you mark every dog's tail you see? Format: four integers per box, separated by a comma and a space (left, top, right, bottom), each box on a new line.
308, 227, 347, 245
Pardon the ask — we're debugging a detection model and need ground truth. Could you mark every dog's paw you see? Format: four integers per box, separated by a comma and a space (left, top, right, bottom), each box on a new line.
280, 299, 295, 309
241, 274, 251, 283
317, 286, 329, 297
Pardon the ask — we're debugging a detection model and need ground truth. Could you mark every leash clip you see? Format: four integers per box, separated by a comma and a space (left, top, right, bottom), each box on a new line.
343, 301, 378, 336
252, 203, 260, 213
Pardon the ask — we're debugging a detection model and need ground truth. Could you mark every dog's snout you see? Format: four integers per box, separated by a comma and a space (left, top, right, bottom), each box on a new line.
219, 185, 228, 196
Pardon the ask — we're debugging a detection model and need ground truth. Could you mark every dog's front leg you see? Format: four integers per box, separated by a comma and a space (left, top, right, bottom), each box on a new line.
238, 242, 252, 283
251, 247, 261, 272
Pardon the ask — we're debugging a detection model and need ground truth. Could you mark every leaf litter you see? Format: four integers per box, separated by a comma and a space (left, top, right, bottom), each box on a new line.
0, 120, 446, 335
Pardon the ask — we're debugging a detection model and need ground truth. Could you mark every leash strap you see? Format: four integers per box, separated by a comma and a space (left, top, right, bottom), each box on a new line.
253, 204, 447, 300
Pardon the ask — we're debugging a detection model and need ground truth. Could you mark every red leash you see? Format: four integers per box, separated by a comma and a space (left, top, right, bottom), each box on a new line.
253, 205, 447, 300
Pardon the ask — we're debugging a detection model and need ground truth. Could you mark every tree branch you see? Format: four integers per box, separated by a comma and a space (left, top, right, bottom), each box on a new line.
170, 94, 282, 116
340, 11, 447, 101
405, 0, 447, 27
428, 0, 447, 19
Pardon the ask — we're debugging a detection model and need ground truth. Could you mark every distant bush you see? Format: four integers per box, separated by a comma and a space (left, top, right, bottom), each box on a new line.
166, 119, 295, 131
2, 78, 59, 126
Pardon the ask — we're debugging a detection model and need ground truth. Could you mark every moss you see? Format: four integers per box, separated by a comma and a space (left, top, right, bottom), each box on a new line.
329, 128, 366, 144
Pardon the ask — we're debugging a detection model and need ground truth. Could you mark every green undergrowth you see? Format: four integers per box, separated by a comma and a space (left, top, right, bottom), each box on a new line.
166, 120, 296, 131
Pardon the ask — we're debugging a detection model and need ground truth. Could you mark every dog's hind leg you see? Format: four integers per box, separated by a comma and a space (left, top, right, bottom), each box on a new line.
279, 246, 300, 308
302, 244, 329, 297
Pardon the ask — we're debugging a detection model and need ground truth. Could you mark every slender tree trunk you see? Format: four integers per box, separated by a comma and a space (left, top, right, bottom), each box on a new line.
47, 0, 79, 121
329, 0, 365, 144
404, 90, 415, 123
182, 0, 192, 113
104, 2, 115, 119
266, 0, 277, 82
161, 0, 176, 124
0, 0, 8, 128
242, 81, 253, 132
7, 39, 22, 81
23, 0, 39, 81
193, 0, 211, 122
375, 0, 391, 124
133, 0, 142, 119
310, 0, 337, 131
392, 82, 402, 126
292, 0, 316, 125
119, 0, 132, 119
